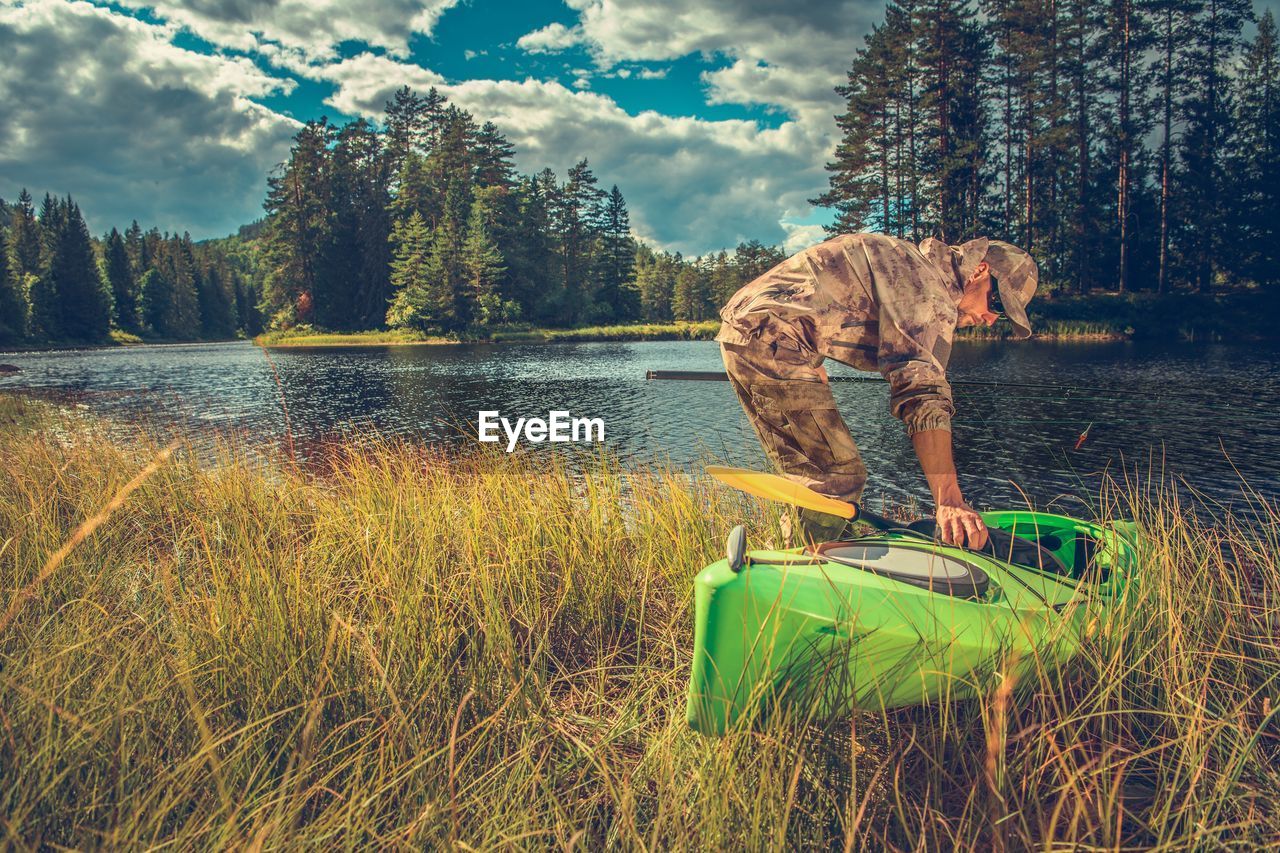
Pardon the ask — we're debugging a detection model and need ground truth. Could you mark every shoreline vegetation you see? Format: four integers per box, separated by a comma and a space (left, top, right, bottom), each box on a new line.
254, 319, 1127, 348
7, 286, 1277, 354
1, 394, 1277, 847
254, 320, 723, 347
253, 289, 1280, 348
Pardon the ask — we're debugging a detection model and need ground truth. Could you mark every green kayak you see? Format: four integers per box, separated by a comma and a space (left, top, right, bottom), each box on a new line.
686, 510, 1141, 736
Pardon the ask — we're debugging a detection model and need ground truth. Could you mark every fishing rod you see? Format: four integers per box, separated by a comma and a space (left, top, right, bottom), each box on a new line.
645, 370, 1270, 405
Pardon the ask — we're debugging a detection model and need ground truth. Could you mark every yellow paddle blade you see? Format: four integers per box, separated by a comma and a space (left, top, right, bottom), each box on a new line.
705, 465, 857, 519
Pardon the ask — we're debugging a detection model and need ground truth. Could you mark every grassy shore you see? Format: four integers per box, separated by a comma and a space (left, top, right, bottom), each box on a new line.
1, 396, 1278, 847
255, 321, 722, 348
257, 318, 1126, 348
957, 319, 1128, 341
255, 291, 1280, 349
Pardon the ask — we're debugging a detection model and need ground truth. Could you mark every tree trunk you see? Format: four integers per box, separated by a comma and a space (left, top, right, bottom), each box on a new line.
1200, 0, 1219, 294
1158, 3, 1172, 294
1117, 0, 1131, 294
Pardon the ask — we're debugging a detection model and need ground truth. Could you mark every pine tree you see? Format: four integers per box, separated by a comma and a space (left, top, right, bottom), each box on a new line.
61, 201, 112, 341
142, 235, 202, 339
814, 18, 902, 233
461, 201, 510, 327
384, 86, 445, 176
389, 153, 434, 234
732, 240, 786, 282
30, 197, 110, 342
7, 186, 41, 290
425, 107, 478, 227
473, 122, 518, 190
1098, 0, 1155, 292
470, 122, 523, 311
104, 227, 139, 332
884, 0, 926, 239
1231, 10, 1280, 286
557, 159, 606, 324
672, 258, 712, 321
915, 0, 989, 240
0, 228, 22, 343
324, 119, 391, 330
1149, 0, 1195, 292
633, 247, 662, 322
261, 119, 334, 324
197, 261, 236, 339
509, 172, 561, 323
143, 227, 163, 277
1057, 0, 1106, 292
234, 275, 263, 336
386, 211, 447, 330
710, 250, 738, 309
123, 220, 145, 277
1019, 0, 1050, 253
983, 0, 1018, 235
597, 185, 636, 321
1178, 0, 1253, 292
139, 268, 169, 334
27, 195, 63, 339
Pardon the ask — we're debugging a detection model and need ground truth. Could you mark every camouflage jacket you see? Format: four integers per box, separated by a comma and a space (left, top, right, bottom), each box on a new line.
716, 232, 981, 435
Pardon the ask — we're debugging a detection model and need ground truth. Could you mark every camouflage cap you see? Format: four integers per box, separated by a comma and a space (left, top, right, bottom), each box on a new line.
919, 236, 989, 287
982, 240, 1038, 340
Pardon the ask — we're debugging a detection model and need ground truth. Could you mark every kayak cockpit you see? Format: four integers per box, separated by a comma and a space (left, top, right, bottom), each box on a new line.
810, 541, 991, 599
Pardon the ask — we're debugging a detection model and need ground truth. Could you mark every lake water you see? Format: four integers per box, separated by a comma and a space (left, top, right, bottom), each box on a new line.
3, 339, 1279, 515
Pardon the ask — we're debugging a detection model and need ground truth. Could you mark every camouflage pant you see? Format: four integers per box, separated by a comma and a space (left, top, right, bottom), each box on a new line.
721, 340, 868, 543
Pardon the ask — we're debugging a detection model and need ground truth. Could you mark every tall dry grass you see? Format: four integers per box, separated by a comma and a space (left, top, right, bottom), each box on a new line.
1, 398, 1277, 848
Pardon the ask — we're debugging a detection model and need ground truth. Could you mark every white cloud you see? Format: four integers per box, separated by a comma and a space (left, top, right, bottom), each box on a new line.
119, 0, 463, 61
516, 22, 584, 55
0, 0, 299, 238
781, 223, 829, 255
701, 59, 843, 127
312, 53, 447, 117
636, 67, 669, 80
500, 0, 880, 246
512, 0, 886, 126
558, 0, 877, 68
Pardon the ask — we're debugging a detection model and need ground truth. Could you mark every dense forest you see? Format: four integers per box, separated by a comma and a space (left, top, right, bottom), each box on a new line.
0, 191, 261, 346
817, 2, 1280, 294
248, 87, 785, 336
2, 1, 1278, 346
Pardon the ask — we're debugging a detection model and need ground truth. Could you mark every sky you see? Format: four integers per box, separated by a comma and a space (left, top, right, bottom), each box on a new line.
0, 0, 1276, 256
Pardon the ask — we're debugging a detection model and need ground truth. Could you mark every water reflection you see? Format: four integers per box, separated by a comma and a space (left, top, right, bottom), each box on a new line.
2, 339, 1278, 512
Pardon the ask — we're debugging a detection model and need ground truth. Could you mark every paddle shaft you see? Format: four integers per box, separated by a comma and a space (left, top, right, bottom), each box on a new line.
853, 504, 896, 531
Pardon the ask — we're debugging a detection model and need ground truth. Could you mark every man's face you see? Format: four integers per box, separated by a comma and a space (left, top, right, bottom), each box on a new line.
957, 263, 1000, 328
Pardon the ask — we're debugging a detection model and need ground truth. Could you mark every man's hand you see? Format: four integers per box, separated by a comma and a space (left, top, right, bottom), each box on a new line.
935, 501, 989, 549
910, 428, 987, 549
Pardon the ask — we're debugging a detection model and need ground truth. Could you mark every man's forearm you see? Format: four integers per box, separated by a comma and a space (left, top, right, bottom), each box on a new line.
911, 428, 964, 506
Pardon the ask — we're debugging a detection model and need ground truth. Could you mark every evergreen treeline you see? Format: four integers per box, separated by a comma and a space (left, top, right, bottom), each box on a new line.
255, 87, 784, 333
817, 2, 1280, 294
0, 189, 262, 346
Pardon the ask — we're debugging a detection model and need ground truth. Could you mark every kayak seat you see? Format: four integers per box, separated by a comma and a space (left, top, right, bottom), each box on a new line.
811, 541, 991, 599
905, 519, 1071, 577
